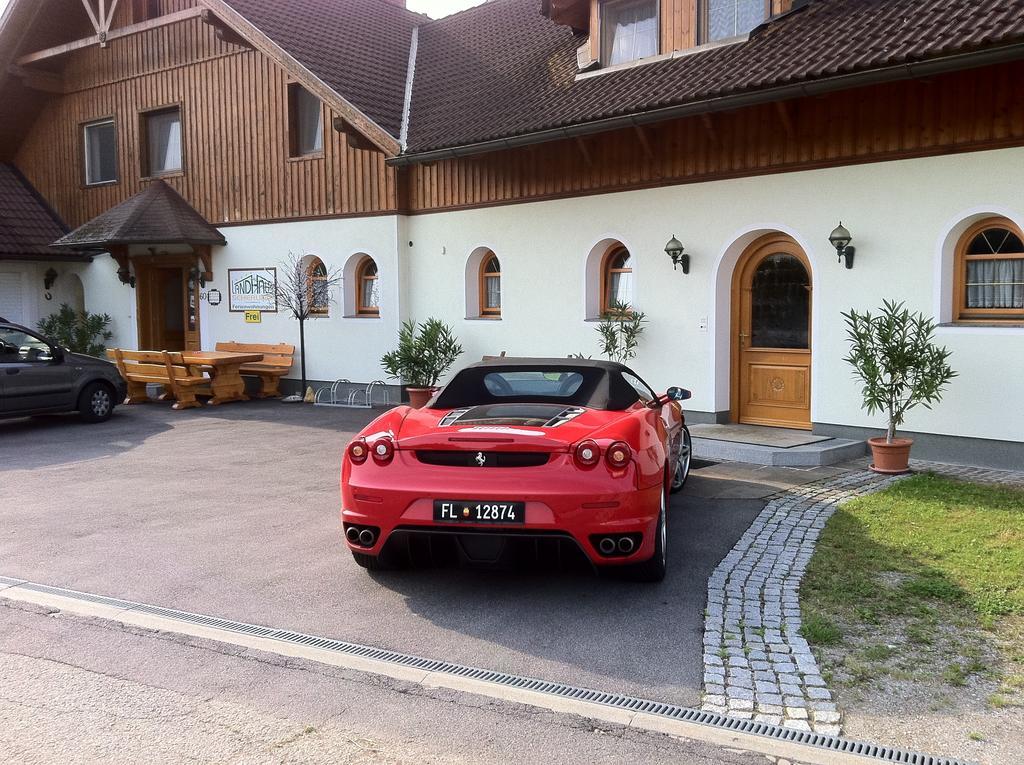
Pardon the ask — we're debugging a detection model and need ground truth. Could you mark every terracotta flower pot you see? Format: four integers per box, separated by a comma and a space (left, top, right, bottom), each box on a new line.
868, 436, 914, 474
406, 387, 435, 409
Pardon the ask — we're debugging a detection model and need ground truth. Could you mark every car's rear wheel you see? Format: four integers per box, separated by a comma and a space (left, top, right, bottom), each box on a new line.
670, 425, 692, 494
625, 484, 667, 583
78, 381, 116, 423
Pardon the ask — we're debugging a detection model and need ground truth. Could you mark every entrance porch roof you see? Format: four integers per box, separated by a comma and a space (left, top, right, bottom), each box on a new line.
52, 179, 226, 251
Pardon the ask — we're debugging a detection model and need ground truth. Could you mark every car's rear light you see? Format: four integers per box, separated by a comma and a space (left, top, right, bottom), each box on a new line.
348, 439, 369, 464
605, 441, 632, 469
574, 440, 600, 468
371, 437, 395, 464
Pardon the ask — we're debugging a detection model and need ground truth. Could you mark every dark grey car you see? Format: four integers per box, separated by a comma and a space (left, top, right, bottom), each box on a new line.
0, 322, 127, 423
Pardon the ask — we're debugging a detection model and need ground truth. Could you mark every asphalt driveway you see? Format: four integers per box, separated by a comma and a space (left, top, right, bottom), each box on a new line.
0, 401, 771, 707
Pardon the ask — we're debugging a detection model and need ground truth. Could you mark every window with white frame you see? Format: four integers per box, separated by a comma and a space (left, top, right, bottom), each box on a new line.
144, 107, 182, 176
703, 0, 768, 43
83, 119, 117, 185
601, 0, 658, 66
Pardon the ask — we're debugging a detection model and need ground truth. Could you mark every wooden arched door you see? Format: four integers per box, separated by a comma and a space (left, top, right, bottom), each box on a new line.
731, 234, 812, 429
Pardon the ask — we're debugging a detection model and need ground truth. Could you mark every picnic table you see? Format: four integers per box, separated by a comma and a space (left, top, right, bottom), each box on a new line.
179, 350, 264, 405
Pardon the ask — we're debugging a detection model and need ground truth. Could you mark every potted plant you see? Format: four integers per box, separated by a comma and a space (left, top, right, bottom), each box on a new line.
596, 300, 647, 363
842, 300, 957, 473
381, 318, 463, 408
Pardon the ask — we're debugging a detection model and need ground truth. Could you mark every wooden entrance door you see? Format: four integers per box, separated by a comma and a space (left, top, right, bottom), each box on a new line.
732, 234, 812, 429
135, 256, 201, 351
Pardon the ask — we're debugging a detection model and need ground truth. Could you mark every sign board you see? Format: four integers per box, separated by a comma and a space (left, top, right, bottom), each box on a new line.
228, 268, 277, 312
203, 288, 223, 306
244, 310, 262, 324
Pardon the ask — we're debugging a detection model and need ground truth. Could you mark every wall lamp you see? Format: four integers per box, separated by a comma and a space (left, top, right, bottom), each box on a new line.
117, 266, 136, 288
829, 222, 855, 269
664, 235, 690, 274
43, 268, 58, 291
188, 265, 207, 288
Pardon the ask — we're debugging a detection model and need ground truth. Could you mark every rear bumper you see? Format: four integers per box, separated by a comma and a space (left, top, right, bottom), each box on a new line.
341, 451, 662, 566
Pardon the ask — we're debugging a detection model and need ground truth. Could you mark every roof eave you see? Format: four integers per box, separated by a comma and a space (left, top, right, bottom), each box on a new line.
390, 42, 1024, 167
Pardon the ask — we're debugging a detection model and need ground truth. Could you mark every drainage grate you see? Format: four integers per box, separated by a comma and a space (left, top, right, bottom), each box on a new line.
0, 578, 970, 765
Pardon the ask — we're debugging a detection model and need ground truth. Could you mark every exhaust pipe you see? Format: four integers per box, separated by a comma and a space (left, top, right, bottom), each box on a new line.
617, 536, 635, 554
598, 537, 616, 555
345, 526, 361, 543
358, 528, 376, 547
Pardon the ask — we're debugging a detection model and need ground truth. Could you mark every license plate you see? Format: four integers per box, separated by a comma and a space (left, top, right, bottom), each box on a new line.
433, 500, 525, 524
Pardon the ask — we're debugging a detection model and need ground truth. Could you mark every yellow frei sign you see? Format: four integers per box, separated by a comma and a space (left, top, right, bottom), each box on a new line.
244, 310, 262, 324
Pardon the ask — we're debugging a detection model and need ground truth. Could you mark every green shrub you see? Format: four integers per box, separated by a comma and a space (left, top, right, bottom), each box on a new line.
37, 304, 113, 357
381, 318, 463, 387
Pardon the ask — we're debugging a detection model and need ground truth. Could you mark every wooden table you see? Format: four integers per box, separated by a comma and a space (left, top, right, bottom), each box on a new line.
179, 351, 264, 405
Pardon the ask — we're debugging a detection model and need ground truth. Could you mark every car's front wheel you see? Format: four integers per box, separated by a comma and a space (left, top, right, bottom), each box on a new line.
670, 425, 692, 494
78, 381, 116, 423
626, 484, 667, 583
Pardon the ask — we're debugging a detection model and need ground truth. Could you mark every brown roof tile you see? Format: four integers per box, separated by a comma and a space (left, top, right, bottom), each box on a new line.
53, 179, 226, 249
0, 163, 87, 261
219, 0, 423, 139
404, 0, 1024, 154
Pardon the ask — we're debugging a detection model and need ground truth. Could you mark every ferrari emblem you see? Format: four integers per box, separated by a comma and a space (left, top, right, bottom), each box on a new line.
475, 451, 487, 467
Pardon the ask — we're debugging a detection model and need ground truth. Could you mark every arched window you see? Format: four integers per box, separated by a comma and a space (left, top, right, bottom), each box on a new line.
955, 218, 1024, 321
305, 256, 328, 316
356, 256, 380, 315
601, 245, 633, 315
479, 253, 501, 317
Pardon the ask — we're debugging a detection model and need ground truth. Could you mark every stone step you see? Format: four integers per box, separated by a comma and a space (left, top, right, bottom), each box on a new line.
692, 436, 866, 467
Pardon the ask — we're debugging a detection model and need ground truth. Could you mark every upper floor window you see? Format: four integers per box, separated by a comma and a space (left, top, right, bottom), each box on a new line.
601, 0, 658, 66
955, 218, 1024, 321
83, 119, 117, 186
601, 245, 633, 314
143, 107, 182, 176
289, 84, 324, 157
703, 0, 769, 44
480, 254, 501, 317
357, 256, 380, 316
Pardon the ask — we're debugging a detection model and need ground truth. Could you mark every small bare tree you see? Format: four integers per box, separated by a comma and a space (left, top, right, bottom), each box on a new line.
275, 252, 343, 396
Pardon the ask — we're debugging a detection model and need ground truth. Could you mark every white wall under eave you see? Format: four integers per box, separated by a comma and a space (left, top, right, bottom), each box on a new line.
199, 215, 403, 386
402, 147, 1024, 445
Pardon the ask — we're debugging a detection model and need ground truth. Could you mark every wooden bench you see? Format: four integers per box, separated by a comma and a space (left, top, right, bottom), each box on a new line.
111, 349, 208, 410
214, 342, 295, 398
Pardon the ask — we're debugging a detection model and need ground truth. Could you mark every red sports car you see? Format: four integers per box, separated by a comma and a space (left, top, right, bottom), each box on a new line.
340, 358, 692, 581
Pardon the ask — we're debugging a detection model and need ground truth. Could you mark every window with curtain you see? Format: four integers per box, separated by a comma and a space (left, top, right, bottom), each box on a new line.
145, 107, 182, 176
956, 219, 1024, 320
83, 119, 117, 185
306, 257, 329, 316
602, 246, 633, 314
704, 0, 768, 43
480, 254, 501, 316
601, 0, 658, 66
357, 257, 380, 315
290, 84, 324, 157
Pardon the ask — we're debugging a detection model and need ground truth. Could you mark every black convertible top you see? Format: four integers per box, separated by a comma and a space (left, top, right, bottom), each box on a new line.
431, 358, 655, 411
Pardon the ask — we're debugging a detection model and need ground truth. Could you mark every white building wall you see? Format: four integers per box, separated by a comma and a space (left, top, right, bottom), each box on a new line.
402, 147, 1024, 445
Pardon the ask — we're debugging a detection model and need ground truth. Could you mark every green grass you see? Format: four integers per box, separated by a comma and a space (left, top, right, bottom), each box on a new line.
801, 474, 1024, 697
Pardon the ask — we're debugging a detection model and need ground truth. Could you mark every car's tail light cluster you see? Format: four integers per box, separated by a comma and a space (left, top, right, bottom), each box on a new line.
605, 441, 632, 469
371, 437, 395, 464
348, 439, 368, 464
574, 440, 600, 468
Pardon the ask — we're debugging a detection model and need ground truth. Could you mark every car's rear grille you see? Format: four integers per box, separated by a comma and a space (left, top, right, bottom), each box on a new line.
415, 450, 550, 468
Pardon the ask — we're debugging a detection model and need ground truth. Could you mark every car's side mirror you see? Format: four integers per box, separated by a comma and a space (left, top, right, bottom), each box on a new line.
667, 386, 691, 401
49, 346, 65, 363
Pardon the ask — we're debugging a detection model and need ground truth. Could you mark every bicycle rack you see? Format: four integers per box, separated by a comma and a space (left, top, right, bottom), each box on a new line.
314, 379, 394, 409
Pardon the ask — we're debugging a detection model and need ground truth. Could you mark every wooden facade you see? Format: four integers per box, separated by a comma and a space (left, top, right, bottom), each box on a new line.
13, 7, 399, 230
406, 61, 1024, 214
